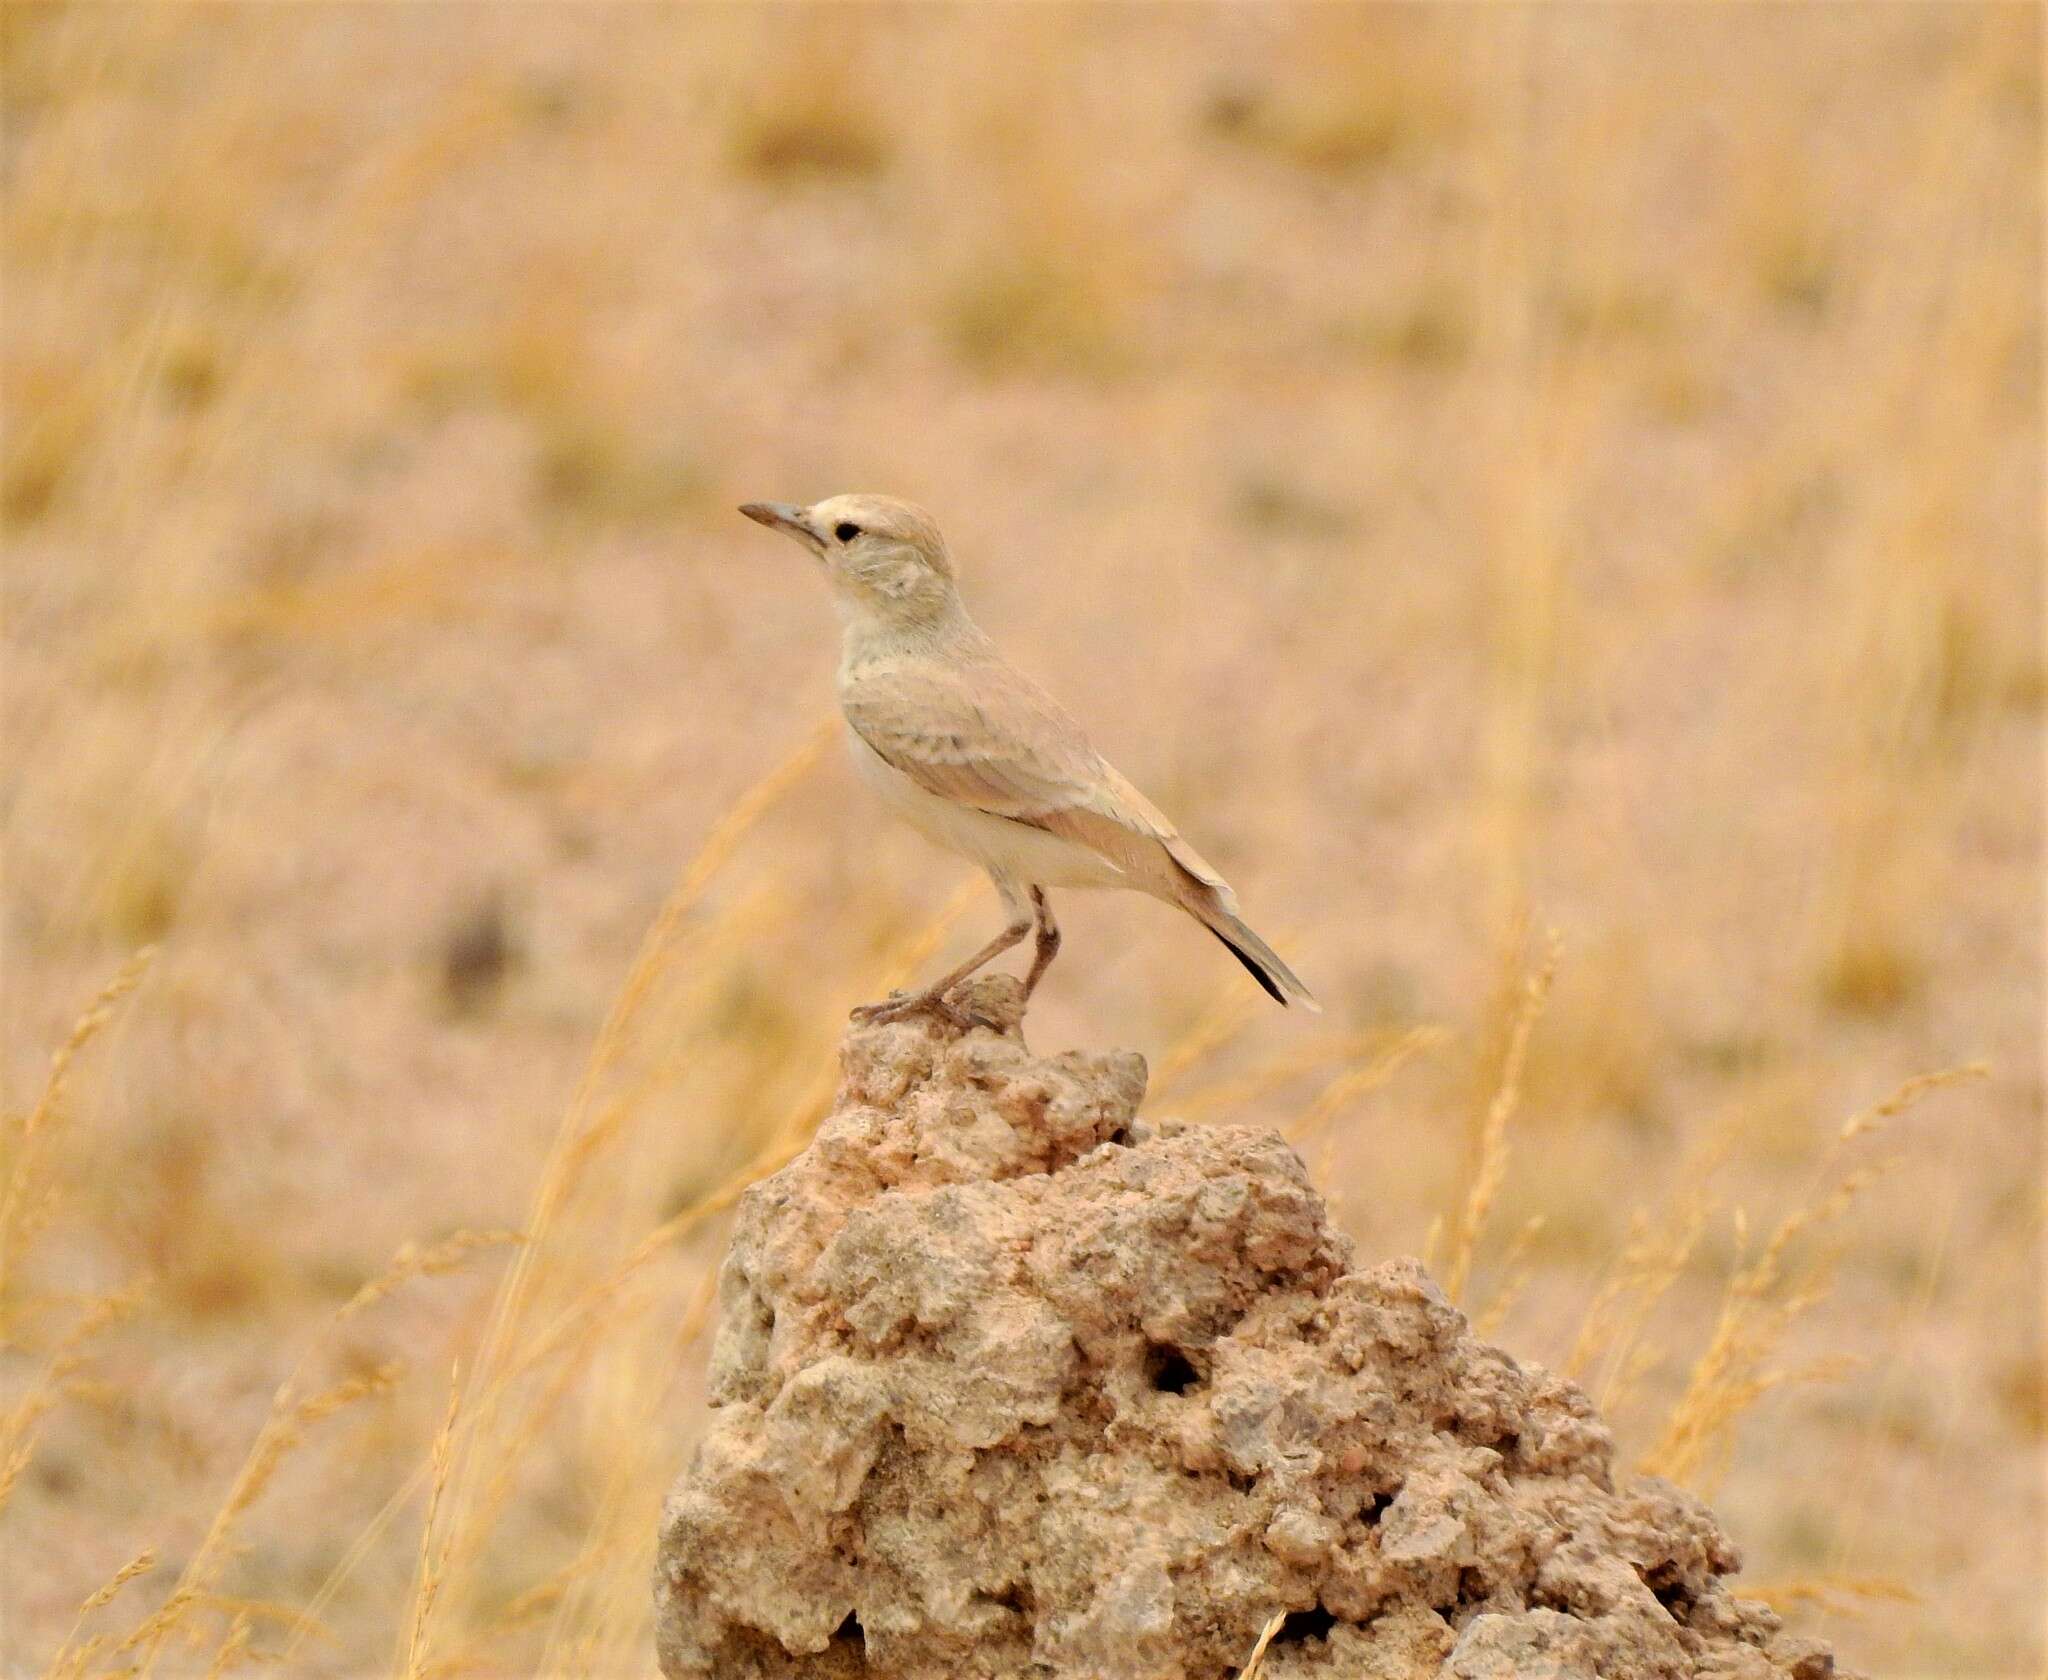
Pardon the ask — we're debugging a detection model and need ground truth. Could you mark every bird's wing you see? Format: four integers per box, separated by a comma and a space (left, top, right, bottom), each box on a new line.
842, 656, 1236, 905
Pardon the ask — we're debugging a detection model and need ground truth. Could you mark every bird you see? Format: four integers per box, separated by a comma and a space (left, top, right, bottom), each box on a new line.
739, 493, 1318, 1029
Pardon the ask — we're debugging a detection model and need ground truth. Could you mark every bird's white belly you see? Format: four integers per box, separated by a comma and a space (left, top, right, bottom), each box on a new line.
845, 726, 1125, 890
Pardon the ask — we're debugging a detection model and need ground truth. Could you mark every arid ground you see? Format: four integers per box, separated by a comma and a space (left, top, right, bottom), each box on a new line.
3, 5, 2041, 1677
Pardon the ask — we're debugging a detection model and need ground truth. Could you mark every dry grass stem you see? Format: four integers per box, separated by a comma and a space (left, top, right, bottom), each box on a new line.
1643, 1064, 1989, 1488
339, 1230, 527, 1324
1234, 1610, 1288, 1680
1148, 988, 1263, 1102
1, 945, 155, 1302
1172, 1030, 1397, 1122
1473, 1214, 1548, 1337
1739, 1575, 1919, 1615
1285, 1024, 1450, 1147
0, 1281, 146, 1517
42, 1549, 158, 1680
1445, 929, 1560, 1304
401, 1365, 464, 1680
3, 9, 2032, 1673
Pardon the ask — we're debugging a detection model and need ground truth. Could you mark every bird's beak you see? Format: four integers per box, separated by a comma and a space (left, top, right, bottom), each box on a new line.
738, 501, 824, 555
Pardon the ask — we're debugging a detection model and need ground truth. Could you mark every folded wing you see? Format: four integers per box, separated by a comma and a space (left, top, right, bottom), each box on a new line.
840, 656, 1234, 906
842, 651, 1319, 1011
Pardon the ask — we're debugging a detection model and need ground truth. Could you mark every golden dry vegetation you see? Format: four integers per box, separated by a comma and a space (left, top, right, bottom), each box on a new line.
1, 5, 2040, 1677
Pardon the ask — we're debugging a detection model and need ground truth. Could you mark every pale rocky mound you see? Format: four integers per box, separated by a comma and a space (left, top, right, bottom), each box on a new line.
655, 977, 1853, 1680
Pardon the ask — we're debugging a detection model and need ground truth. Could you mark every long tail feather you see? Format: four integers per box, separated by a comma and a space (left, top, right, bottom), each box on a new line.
1202, 910, 1321, 1013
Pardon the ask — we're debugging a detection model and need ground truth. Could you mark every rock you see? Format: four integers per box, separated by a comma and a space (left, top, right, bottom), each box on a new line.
654, 977, 1857, 1680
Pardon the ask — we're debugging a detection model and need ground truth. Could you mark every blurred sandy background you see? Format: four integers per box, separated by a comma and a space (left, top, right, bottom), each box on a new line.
2, 4, 2041, 1677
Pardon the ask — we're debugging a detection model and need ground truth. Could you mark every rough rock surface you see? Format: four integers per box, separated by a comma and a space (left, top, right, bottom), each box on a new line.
655, 977, 1855, 1680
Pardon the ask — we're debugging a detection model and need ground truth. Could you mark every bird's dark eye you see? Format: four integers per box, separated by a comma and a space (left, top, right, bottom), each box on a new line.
834, 522, 861, 543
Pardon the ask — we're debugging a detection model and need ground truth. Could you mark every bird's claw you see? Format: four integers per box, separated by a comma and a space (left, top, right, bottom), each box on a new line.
849, 989, 1001, 1034
847, 989, 908, 1023
935, 985, 1009, 1033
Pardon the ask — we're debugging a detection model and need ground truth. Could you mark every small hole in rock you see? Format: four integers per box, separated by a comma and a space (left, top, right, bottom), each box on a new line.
1640, 1563, 1690, 1618
1363, 1489, 1395, 1525
1106, 1127, 1130, 1146
1272, 1606, 1338, 1645
830, 1610, 864, 1651
1145, 1343, 1201, 1394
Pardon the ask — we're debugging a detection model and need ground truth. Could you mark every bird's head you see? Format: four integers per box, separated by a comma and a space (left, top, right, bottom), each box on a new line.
739, 493, 959, 625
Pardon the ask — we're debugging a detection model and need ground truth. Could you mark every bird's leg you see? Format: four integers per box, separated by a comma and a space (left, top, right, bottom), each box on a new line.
1021, 887, 1061, 1001
851, 913, 1030, 1030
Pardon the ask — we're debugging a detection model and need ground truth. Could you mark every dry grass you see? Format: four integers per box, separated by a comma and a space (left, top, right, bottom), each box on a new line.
1441, 925, 1558, 1304
1643, 1064, 1990, 1492
1233, 1608, 1288, 1680
1, 5, 2038, 1677
0, 787, 1999, 1676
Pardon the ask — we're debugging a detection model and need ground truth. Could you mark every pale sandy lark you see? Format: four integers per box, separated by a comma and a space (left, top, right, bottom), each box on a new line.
741, 493, 1318, 1029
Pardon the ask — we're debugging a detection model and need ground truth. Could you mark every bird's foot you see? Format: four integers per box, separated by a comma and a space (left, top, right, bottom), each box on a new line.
849, 988, 1001, 1035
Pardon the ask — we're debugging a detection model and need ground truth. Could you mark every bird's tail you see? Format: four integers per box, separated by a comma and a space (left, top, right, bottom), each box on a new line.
1199, 905, 1321, 1013
1153, 834, 1319, 1011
